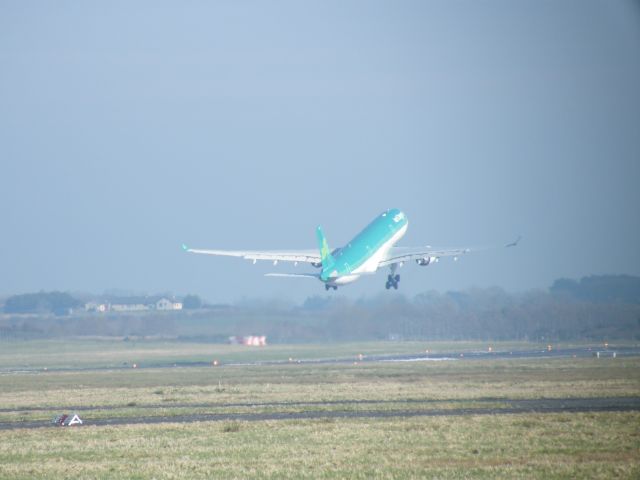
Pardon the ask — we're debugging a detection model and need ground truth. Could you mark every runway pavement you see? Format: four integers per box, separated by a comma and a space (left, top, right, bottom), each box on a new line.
1, 396, 638, 431
2, 345, 638, 374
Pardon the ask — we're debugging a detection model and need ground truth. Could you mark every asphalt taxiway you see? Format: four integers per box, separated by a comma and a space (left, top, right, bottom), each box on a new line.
1, 396, 638, 431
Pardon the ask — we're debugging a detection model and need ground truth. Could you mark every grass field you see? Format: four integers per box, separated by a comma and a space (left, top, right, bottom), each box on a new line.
0, 339, 638, 479
0, 338, 621, 370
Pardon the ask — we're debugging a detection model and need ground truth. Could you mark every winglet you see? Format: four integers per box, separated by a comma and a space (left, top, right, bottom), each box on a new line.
181, 243, 189, 252
505, 235, 522, 248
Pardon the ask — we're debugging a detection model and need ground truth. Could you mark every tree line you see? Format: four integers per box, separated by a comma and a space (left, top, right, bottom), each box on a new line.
1, 275, 639, 342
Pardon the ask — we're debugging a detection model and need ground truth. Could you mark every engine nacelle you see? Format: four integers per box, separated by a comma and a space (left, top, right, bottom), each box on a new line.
416, 256, 437, 266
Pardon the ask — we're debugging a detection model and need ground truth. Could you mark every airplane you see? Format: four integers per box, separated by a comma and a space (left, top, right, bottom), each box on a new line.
182, 208, 515, 291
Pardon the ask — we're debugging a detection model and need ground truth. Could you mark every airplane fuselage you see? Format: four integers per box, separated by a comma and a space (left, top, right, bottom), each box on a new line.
323, 209, 408, 286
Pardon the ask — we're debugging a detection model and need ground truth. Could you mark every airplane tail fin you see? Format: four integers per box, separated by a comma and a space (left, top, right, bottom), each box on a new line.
316, 226, 336, 272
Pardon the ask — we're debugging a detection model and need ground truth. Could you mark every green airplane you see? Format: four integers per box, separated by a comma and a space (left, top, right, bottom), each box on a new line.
183, 209, 512, 291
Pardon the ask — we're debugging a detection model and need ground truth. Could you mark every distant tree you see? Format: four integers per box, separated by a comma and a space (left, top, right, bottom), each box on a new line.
182, 294, 202, 310
302, 295, 333, 311
550, 278, 580, 299
48, 292, 81, 315
552, 275, 640, 304
4, 291, 80, 315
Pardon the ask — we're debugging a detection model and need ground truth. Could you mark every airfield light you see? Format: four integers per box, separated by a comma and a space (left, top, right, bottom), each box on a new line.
488, 346, 493, 353
460, 353, 464, 358
358, 353, 364, 361
212, 360, 219, 367
289, 357, 293, 363
425, 349, 430, 354
547, 344, 552, 352
604, 342, 609, 349
133, 363, 138, 369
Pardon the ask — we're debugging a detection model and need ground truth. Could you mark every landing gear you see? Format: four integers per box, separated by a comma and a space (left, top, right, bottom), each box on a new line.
385, 263, 401, 290
325, 284, 338, 291
385, 274, 400, 290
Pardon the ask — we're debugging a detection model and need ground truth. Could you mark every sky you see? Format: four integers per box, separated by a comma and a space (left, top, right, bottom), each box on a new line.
1, 1, 639, 304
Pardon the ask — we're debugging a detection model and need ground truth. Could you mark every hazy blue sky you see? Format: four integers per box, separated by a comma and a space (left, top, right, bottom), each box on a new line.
1, 1, 639, 303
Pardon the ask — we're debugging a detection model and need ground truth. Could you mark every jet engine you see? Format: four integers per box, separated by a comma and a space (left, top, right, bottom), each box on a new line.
416, 256, 437, 266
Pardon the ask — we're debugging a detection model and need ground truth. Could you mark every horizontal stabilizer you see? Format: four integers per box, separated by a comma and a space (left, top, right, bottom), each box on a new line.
265, 273, 320, 279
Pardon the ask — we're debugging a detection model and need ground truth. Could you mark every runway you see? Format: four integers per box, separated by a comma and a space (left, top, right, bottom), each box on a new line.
233, 345, 637, 366
1, 396, 638, 431
2, 345, 637, 374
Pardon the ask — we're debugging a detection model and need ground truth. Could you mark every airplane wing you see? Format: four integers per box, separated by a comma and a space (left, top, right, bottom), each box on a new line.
182, 244, 321, 264
380, 236, 520, 267
379, 246, 472, 267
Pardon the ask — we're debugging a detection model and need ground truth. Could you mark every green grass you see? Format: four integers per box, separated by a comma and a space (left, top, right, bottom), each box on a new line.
0, 338, 624, 370
0, 414, 638, 479
0, 340, 638, 478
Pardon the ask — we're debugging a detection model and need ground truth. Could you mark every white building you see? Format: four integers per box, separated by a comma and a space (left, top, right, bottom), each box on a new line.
85, 296, 183, 313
